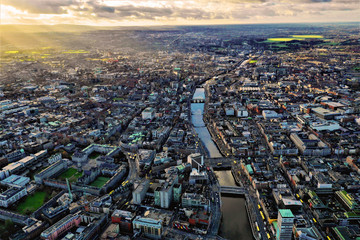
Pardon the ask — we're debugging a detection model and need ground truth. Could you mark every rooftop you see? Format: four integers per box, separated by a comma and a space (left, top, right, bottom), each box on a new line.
279, 209, 294, 218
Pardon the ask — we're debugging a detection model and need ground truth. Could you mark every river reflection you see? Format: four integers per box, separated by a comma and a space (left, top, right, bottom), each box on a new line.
191, 88, 252, 240
191, 102, 222, 158
215, 171, 252, 240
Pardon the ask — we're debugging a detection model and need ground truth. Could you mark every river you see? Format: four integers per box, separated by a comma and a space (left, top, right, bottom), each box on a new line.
191, 88, 252, 240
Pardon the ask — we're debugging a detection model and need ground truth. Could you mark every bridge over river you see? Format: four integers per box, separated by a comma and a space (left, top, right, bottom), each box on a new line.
204, 157, 235, 168
220, 186, 247, 196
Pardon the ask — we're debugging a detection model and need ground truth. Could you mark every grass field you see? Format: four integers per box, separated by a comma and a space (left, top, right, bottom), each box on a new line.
57, 168, 83, 183
273, 44, 288, 48
90, 176, 110, 188
16, 191, 48, 215
89, 152, 101, 159
321, 41, 339, 46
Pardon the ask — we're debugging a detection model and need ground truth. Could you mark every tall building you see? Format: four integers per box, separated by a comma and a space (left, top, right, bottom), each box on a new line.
132, 179, 150, 204
154, 174, 178, 208
277, 209, 294, 240
173, 184, 182, 203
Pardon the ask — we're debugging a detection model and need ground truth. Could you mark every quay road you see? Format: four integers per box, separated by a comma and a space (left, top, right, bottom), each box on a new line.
166, 228, 226, 240
207, 168, 223, 237
233, 158, 271, 240
245, 193, 268, 240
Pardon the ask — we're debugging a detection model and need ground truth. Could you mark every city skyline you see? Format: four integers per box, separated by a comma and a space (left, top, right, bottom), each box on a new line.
1, 0, 360, 26
0, 1, 359, 239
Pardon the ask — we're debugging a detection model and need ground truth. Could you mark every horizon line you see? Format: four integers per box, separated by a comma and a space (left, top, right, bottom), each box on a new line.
1, 20, 359, 28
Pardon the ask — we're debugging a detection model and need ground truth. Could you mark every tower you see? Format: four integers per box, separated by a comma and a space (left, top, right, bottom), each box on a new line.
66, 178, 73, 201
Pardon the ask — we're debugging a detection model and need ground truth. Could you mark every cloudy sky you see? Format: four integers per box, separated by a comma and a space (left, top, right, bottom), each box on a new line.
1, 0, 359, 26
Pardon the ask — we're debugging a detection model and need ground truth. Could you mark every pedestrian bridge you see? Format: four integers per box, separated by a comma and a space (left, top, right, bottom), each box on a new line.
220, 186, 246, 195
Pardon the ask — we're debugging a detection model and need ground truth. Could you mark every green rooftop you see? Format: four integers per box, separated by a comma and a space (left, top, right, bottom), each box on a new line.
279, 209, 294, 218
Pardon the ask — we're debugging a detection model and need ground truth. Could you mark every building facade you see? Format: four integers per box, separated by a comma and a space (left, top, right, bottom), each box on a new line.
277, 209, 294, 240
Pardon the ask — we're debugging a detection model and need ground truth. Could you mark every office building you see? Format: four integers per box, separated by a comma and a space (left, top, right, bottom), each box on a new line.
132, 179, 150, 204
154, 174, 178, 208
277, 209, 294, 240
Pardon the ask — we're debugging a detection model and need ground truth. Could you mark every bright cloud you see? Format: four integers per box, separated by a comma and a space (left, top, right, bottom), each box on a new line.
1, 0, 359, 25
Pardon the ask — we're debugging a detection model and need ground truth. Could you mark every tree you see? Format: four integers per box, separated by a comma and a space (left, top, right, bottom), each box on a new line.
4, 219, 14, 232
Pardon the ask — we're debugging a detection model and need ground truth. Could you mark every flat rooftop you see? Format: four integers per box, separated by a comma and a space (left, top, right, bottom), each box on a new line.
279, 209, 294, 218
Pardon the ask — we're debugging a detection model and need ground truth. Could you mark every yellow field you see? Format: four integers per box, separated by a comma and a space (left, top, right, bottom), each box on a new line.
266, 35, 323, 43
291, 35, 324, 38
63, 50, 89, 54
266, 38, 300, 42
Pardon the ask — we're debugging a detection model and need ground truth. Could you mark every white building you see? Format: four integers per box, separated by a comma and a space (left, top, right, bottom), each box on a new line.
225, 107, 234, 116
48, 153, 62, 164
142, 107, 155, 120
133, 217, 162, 239
132, 179, 150, 204
235, 106, 249, 118
263, 110, 280, 120
0, 187, 27, 208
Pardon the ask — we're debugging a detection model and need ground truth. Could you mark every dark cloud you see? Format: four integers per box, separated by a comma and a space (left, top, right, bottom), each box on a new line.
2, 0, 359, 23
86, 3, 212, 21
87, 2, 116, 13
309, 0, 332, 2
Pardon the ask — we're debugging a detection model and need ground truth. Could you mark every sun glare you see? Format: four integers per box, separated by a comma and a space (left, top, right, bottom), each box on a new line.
1, 5, 28, 24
